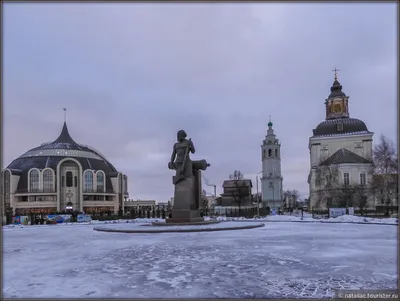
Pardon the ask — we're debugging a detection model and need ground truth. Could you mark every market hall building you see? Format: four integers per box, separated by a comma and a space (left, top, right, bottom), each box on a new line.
2, 122, 129, 216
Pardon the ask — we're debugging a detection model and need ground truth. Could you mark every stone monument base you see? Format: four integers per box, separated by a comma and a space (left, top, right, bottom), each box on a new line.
166, 209, 204, 224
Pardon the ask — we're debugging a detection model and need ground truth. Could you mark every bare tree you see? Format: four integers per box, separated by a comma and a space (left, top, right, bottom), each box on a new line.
283, 189, 300, 209
229, 170, 244, 181
201, 190, 209, 214
336, 184, 358, 208
372, 135, 398, 212
354, 185, 369, 214
314, 164, 340, 208
229, 170, 249, 213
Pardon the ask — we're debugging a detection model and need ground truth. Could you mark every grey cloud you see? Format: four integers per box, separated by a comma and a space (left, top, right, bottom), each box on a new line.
4, 3, 397, 200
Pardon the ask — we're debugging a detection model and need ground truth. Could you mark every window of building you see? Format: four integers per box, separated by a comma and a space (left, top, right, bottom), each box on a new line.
43, 169, 53, 192
97, 172, 105, 192
66, 171, 73, 187
74, 176, 78, 187
268, 149, 272, 157
29, 169, 40, 192
380, 189, 384, 195
275, 149, 278, 157
268, 173, 272, 178
344, 173, 350, 186
269, 182, 273, 188
84, 171, 94, 192
380, 198, 384, 204
360, 173, 366, 186
337, 122, 344, 131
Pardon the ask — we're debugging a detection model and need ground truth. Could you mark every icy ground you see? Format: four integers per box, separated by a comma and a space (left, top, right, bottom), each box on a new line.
3, 221, 397, 299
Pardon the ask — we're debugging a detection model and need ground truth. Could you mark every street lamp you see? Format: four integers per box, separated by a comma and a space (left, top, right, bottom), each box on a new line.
256, 171, 262, 216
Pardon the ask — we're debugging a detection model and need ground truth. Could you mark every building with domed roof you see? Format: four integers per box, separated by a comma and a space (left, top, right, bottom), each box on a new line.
2, 121, 129, 217
308, 72, 374, 209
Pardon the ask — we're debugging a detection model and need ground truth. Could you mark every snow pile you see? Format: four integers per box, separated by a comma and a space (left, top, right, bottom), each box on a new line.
251, 214, 398, 225
326, 215, 398, 225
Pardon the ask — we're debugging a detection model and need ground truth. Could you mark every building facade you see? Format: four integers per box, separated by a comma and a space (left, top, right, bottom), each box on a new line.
2, 122, 129, 217
261, 120, 283, 210
218, 179, 253, 208
308, 73, 374, 210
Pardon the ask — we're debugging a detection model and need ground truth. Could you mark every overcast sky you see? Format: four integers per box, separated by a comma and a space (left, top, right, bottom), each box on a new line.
3, 3, 397, 201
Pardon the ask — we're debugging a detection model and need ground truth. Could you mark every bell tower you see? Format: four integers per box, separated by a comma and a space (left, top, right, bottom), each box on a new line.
261, 117, 283, 210
325, 68, 350, 120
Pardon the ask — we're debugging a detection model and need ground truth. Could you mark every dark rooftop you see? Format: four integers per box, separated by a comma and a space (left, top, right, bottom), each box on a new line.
319, 148, 372, 166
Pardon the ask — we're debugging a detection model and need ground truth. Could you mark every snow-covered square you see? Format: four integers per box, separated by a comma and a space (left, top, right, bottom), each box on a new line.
3, 220, 397, 299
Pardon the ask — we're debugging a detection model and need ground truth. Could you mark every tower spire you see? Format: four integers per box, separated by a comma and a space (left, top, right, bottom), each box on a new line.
63, 108, 67, 123
268, 115, 273, 127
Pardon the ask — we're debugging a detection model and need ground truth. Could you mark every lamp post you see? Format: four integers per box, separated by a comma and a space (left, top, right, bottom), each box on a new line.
256, 171, 262, 217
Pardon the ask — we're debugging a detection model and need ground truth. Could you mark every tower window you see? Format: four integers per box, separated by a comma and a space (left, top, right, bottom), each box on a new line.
66, 171, 73, 187
74, 176, 78, 187
275, 149, 278, 157
337, 122, 344, 131
268, 149, 272, 157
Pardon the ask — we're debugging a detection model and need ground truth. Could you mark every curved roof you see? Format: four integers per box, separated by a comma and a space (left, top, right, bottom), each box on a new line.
6, 122, 118, 191
313, 118, 370, 137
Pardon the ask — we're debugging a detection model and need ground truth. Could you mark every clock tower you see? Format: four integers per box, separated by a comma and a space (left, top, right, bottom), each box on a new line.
261, 117, 283, 211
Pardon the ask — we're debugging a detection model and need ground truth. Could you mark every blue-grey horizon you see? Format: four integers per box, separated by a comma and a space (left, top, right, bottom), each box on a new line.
3, 2, 397, 201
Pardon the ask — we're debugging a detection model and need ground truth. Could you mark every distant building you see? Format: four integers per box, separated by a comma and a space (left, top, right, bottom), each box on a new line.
261, 119, 283, 210
373, 173, 398, 212
1, 121, 129, 217
283, 194, 297, 209
308, 72, 374, 210
124, 199, 156, 211
217, 179, 253, 208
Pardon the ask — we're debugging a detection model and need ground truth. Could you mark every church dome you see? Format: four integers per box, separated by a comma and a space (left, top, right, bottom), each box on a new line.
313, 118, 369, 137
329, 79, 346, 98
6, 122, 118, 192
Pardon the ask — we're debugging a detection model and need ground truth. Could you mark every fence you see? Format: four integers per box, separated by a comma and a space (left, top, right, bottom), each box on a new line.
209, 206, 269, 218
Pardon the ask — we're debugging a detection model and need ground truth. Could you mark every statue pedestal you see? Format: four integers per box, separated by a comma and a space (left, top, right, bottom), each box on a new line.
167, 175, 204, 224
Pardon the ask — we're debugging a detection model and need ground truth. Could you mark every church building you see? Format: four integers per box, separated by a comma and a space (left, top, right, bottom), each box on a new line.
308, 71, 374, 209
261, 119, 283, 210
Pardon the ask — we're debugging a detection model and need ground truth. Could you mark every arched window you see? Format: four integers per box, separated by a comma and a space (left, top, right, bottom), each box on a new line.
43, 169, 54, 192
97, 172, 105, 192
74, 176, 78, 187
3, 170, 11, 207
29, 169, 40, 192
66, 171, 73, 187
275, 149, 278, 157
84, 171, 93, 192
268, 149, 272, 157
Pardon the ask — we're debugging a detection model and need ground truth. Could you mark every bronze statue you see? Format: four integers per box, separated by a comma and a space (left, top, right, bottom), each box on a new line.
168, 130, 210, 185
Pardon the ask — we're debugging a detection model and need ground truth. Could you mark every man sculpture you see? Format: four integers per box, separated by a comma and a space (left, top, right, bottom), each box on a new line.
167, 130, 210, 223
